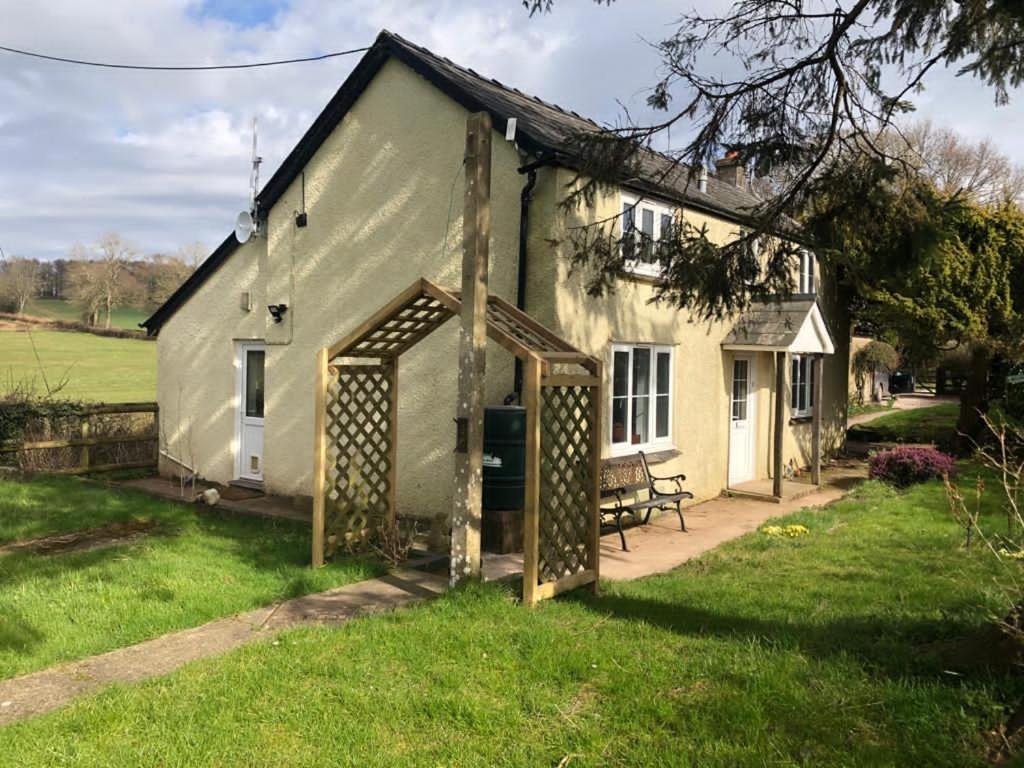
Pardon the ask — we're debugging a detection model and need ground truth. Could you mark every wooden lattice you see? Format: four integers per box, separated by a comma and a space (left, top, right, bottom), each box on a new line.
537, 385, 595, 582
324, 364, 394, 543
346, 295, 452, 358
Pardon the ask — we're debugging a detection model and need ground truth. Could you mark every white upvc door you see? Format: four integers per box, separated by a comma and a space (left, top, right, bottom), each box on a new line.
236, 341, 266, 483
728, 356, 756, 486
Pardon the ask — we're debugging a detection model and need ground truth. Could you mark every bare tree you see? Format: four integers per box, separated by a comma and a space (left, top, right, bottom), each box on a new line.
66, 234, 137, 328
884, 121, 1024, 206
0, 257, 40, 315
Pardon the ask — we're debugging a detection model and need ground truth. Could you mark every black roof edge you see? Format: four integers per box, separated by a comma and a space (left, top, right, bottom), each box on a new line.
141, 231, 240, 335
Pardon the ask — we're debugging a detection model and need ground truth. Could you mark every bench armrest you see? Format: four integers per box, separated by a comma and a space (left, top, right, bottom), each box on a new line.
649, 475, 687, 496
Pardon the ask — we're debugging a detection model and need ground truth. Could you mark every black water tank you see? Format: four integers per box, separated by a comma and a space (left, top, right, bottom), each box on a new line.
482, 406, 526, 511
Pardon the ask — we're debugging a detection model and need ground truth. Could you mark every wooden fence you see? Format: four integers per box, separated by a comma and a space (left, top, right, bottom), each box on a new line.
0, 402, 159, 474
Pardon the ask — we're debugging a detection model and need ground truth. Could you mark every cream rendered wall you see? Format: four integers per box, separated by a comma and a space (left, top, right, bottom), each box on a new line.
157, 58, 522, 518
537, 168, 849, 501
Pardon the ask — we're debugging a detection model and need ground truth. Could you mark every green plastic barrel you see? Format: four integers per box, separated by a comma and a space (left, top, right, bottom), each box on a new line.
482, 406, 526, 511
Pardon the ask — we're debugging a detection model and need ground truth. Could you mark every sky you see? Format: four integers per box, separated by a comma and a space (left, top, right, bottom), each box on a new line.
1, 0, 1022, 261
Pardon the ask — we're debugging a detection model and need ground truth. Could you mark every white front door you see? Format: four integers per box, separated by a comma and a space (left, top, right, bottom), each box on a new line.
237, 342, 265, 483
728, 356, 756, 486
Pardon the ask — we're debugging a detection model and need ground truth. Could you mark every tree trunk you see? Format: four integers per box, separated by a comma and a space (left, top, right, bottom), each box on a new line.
956, 344, 992, 453
104, 294, 112, 329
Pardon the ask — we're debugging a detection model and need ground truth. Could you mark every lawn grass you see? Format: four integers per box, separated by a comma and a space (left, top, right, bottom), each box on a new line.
0, 330, 155, 402
23, 299, 149, 332
0, 476, 382, 679
849, 402, 960, 444
2, 473, 1021, 766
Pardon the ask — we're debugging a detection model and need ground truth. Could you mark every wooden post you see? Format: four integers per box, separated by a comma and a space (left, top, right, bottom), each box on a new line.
522, 355, 542, 606
811, 355, 824, 485
450, 111, 492, 586
773, 350, 786, 499
80, 418, 90, 473
587, 360, 603, 595
386, 358, 399, 528
311, 347, 329, 568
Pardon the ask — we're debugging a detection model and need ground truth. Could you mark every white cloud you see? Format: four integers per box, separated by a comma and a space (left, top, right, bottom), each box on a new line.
0, 0, 1022, 260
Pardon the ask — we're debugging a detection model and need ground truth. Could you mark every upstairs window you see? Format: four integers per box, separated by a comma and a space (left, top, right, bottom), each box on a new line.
799, 250, 816, 294
791, 355, 815, 418
621, 192, 676, 278
611, 343, 674, 454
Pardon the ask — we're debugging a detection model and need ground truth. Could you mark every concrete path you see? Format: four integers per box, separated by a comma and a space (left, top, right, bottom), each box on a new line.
847, 393, 958, 427
0, 569, 446, 727
2, 460, 866, 727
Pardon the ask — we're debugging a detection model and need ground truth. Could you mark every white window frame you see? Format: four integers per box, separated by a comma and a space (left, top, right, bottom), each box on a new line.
790, 354, 815, 419
620, 191, 677, 279
799, 250, 817, 294
610, 343, 674, 456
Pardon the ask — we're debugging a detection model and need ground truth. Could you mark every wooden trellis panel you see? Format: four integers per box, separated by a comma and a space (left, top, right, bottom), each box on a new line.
523, 356, 602, 605
322, 363, 396, 547
537, 383, 595, 581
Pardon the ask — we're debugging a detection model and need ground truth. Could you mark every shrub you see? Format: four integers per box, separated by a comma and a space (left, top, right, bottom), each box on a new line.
869, 446, 957, 487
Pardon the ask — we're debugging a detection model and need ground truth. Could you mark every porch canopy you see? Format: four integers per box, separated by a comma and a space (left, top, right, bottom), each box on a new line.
721, 299, 835, 497
721, 299, 835, 356
312, 278, 603, 605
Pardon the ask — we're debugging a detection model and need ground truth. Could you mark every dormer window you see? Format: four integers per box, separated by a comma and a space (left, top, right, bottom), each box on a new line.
799, 250, 816, 295
621, 191, 675, 278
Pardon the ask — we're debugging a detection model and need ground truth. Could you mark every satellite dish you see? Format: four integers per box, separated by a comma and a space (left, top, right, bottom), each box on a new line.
235, 210, 254, 244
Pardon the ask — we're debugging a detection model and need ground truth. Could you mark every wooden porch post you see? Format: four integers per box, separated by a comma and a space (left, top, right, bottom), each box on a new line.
522, 354, 542, 606
451, 111, 492, 586
811, 354, 824, 485
587, 359, 603, 595
773, 350, 786, 499
311, 347, 329, 567
386, 358, 399, 527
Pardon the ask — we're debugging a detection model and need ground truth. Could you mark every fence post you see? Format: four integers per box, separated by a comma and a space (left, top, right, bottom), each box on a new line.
80, 417, 90, 473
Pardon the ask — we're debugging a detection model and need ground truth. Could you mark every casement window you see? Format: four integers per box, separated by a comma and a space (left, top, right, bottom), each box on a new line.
791, 355, 815, 418
799, 250, 816, 294
611, 343, 674, 454
621, 192, 676, 278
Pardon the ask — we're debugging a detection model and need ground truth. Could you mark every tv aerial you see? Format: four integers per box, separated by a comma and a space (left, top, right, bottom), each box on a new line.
235, 116, 263, 244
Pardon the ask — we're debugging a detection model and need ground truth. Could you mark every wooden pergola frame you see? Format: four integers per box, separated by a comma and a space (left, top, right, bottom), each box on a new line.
311, 277, 603, 605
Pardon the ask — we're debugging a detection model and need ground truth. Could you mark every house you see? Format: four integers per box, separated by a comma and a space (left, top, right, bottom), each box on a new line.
143, 30, 849, 520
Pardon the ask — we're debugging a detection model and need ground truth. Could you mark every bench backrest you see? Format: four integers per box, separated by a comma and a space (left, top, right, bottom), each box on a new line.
599, 454, 651, 499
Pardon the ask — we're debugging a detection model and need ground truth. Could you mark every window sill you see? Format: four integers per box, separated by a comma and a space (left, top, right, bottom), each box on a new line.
619, 267, 666, 285
789, 415, 814, 425
605, 447, 680, 466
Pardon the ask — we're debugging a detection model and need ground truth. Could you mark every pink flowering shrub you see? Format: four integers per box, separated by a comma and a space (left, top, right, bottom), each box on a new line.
869, 446, 957, 487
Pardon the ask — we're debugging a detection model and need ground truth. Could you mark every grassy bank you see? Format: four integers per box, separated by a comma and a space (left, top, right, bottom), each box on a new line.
1, 474, 1020, 765
849, 402, 960, 444
0, 476, 381, 679
0, 330, 155, 402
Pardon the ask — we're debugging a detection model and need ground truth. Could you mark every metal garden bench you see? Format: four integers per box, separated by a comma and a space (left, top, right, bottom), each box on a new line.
598, 451, 693, 551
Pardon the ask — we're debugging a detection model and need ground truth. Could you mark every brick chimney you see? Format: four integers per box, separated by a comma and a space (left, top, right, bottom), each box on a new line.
715, 151, 746, 188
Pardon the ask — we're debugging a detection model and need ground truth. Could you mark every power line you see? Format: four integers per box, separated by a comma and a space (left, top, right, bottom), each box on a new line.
0, 44, 370, 71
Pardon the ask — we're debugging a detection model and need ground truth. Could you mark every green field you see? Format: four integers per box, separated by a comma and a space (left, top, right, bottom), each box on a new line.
23, 298, 149, 332
0, 476, 381, 679
1, 472, 1020, 765
0, 330, 155, 402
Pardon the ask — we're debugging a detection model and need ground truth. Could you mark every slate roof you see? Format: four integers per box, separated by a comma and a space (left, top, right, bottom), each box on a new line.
143, 29, 764, 335
722, 299, 824, 350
